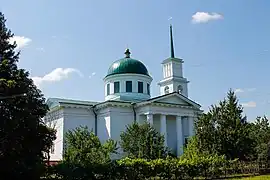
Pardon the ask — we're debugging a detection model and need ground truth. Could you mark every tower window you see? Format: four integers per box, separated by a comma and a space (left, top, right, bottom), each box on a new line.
164, 86, 169, 94
114, 81, 120, 93
126, 81, 132, 92
147, 83, 150, 95
138, 81, 143, 93
107, 84, 110, 95
177, 85, 183, 94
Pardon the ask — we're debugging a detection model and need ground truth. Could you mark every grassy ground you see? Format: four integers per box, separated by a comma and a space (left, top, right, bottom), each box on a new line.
232, 175, 270, 179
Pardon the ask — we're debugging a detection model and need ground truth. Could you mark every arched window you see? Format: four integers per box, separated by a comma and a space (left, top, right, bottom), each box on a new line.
164, 86, 169, 94
177, 85, 183, 94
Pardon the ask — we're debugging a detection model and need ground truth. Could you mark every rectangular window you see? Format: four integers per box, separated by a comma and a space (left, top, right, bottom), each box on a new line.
114, 81, 120, 93
147, 83, 150, 95
126, 81, 132, 92
138, 81, 143, 93
51, 143, 55, 154
107, 84, 110, 95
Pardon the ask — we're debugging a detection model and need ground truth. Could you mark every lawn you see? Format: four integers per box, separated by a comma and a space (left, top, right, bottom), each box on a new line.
232, 175, 270, 179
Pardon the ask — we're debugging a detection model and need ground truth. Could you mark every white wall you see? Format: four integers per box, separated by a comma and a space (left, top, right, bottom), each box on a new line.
47, 117, 64, 161
63, 107, 95, 134
97, 109, 111, 143
110, 107, 134, 142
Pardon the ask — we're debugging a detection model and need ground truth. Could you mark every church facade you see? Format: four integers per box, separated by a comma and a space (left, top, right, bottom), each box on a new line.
44, 25, 202, 162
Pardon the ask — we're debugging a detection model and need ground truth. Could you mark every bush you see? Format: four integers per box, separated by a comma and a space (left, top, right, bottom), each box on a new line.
117, 155, 230, 179
48, 155, 231, 180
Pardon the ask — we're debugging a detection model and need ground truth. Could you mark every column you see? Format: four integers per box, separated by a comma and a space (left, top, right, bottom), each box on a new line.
188, 116, 194, 136
176, 115, 183, 156
146, 113, 153, 125
136, 114, 140, 123
160, 114, 167, 147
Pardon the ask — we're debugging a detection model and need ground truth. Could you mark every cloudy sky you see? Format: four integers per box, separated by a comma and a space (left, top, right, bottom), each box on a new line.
1, 0, 269, 121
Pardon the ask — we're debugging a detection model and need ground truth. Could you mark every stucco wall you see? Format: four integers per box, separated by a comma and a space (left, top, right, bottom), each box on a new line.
63, 107, 95, 134
48, 117, 64, 161
110, 107, 134, 142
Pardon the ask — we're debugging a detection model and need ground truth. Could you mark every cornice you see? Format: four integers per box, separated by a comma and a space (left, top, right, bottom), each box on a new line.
135, 101, 200, 111
95, 101, 132, 111
59, 103, 92, 109
103, 73, 153, 82
158, 77, 189, 85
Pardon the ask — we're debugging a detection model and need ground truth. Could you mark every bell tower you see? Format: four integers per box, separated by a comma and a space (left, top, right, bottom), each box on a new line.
158, 25, 189, 97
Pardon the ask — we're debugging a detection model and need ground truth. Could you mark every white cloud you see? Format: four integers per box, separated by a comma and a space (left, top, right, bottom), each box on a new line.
89, 72, 96, 78
234, 88, 256, 93
9, 36, 32, 50
235, 88, 244, 93
31, 68, 83, 88
192, 12, 223, 24
241, 101, 256, 108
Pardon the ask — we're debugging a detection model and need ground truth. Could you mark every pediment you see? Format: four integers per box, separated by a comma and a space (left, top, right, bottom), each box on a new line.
155, 95, 189, 106
139, 92, 201, 109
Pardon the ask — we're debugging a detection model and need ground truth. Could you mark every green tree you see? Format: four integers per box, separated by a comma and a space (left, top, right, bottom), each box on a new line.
63, 126, 118, 166
249, 116, 270, 162
195, 89, 254, 161
0, 12, 56, 178
120, 122, 169, 160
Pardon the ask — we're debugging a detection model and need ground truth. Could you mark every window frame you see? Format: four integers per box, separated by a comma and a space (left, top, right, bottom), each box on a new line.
147, 83, 150, 95
51, 143, 55, 154
114, 81, 120, 93
164, 86, 169, 94
138, 81, 143, 93
177, 85, 183, 94
106, 83, 110, 95
126, 81, 132, 92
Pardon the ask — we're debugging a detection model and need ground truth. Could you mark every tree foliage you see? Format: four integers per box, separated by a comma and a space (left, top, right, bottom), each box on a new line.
195, 89, 254, 161
0, 12, 56, 178
63, 126, 118, 166
249, 116, 270, 162
120, 122, 169, 160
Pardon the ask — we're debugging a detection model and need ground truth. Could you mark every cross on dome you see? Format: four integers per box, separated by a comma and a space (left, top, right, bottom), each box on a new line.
124, 48, 131, 58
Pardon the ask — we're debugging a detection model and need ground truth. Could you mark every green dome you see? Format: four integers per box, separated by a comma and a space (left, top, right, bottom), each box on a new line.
106, 49, 150, 77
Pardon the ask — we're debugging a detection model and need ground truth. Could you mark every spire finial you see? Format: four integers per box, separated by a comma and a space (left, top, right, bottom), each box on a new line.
124, 48, 131, 58
170, 24, 175, 58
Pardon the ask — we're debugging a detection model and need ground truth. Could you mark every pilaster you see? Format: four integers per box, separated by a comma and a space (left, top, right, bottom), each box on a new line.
146, 113, 153, 125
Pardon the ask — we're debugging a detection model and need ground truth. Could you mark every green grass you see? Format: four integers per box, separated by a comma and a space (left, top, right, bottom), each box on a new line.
232, 175, 270, 179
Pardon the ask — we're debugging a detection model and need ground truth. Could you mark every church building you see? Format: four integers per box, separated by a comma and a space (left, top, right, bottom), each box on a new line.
44, 25, 202, 162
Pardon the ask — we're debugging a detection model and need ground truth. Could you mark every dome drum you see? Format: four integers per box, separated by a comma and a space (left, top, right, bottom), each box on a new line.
104, 73, 152, 102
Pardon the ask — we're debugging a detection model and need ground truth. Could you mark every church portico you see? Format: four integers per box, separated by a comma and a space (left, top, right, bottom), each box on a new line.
136, 108, 198, 156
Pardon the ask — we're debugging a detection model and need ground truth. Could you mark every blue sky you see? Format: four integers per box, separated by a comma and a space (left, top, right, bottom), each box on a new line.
1, 0, 269, 121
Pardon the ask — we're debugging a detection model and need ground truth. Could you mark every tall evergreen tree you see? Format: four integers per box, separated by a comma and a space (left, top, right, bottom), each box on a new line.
195, 89, 254, 160
0, 12, 56, 178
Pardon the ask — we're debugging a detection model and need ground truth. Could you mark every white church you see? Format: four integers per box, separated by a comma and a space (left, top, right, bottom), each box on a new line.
44, 25, 202, 162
